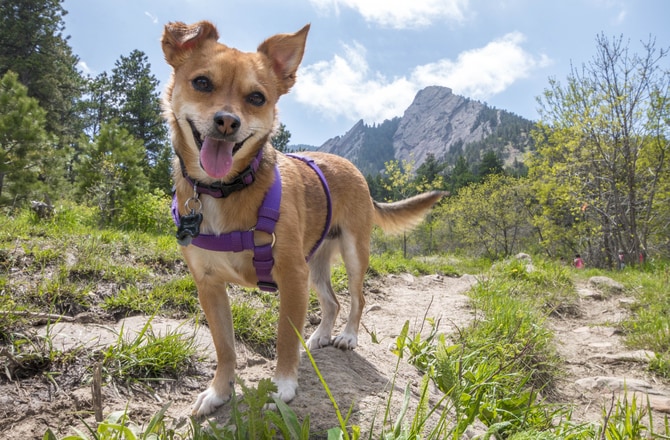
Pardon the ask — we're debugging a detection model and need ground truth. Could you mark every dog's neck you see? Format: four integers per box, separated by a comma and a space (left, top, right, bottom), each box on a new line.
177, 148, 265, 198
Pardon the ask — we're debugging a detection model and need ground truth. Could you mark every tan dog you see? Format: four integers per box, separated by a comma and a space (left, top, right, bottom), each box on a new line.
161, 21, 444, 417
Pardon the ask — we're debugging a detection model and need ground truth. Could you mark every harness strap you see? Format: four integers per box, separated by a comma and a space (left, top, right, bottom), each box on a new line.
172, 153, 332, 293
172, 166, 281, 292
286, 153, 332, 260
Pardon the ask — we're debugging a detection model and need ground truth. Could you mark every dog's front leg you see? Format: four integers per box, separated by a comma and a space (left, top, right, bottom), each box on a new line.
272, 261, 310, 403
192, 277, 236, 417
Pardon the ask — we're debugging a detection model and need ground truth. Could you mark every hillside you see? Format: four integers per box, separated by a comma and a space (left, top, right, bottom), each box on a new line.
315, 86, 535, 175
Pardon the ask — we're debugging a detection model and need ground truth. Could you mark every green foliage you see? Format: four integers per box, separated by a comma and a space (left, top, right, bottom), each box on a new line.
448, 107, 536, 172
231, 293, 279, 357
477, 150, 504, 179
75, 121, 150, 224
618, 268, 670, 378
450, 154, 477, 191
437, 174, 536, 258
271, 122, 291, 153
115, 189, 173, 234
102, 318, 198, 382
103, 277, 199, 319
367, 251, 459, 277
0, 71, 52, 205
0, 0, 83, 139
393, 258, 567, 438
356, 118, 399, 176
529, 34, 670, 268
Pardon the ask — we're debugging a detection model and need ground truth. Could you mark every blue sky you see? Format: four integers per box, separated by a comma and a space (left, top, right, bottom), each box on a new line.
62, 0, 669, 146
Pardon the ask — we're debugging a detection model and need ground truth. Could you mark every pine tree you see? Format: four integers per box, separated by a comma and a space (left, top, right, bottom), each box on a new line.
109, 50, 171, 193
75, 122, 149, 224
0, 72, 51, 205
272, 123, 291, 152
0, 0, 83, 140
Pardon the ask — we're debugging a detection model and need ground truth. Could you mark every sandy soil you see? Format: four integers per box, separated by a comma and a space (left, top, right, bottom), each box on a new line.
1, 271, 668, 439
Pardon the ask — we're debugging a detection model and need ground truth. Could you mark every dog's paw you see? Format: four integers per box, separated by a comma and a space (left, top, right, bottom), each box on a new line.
306, 332, 332, 350
272, 378, 298, 403
332, 332, 358, 350
192, 387, 230, 417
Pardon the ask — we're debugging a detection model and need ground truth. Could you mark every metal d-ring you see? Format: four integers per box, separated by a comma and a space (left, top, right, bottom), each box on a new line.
250, 228, 276, 248
184, 196, 202, 213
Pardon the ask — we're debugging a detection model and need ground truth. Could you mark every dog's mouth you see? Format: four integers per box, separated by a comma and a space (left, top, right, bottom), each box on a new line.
188, 120, 248, 179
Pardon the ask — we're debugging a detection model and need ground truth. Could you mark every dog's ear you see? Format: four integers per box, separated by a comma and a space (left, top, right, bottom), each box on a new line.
257, 24, 310, 95
162, 21, 219, 67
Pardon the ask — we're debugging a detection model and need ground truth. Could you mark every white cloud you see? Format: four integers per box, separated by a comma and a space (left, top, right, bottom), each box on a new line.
295, 42, 417, 122
309, 0, 470, 28
77, 61, 93, 76
294, 33, 551, 124
411, 32, 552, 99
144, 11, 158, 24
613, 8, 627, 25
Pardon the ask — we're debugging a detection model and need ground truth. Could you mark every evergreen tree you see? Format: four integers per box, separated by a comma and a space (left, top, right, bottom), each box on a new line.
272, 123, 291, 152
75, 121, 149, 224
450, 155, 476, 192
415, 153, 446, 186
110, 51, 168, 163
78, 50, 171, 193
0, 0, 83, 141
477, 150, 504, 180
80, 72, 114, 139
0, 72, 51, 205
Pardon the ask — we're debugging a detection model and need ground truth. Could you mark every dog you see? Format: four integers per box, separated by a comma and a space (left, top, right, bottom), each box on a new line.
161, 21, 444, 417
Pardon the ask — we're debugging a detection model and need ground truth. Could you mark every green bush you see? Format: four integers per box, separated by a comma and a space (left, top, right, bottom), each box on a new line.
116, 189, 173, 235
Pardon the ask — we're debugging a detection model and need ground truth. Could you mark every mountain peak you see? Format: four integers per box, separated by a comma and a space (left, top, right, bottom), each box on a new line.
317, 86, 533, 174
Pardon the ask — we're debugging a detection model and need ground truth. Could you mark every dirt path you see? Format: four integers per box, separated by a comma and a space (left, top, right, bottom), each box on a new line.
1, 272, 669, 439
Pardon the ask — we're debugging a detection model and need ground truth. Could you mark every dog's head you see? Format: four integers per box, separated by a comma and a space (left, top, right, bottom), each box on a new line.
161, 21, 309, 181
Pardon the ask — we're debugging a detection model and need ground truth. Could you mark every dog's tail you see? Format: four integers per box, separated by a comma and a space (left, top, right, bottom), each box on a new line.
372, 191, 446, 235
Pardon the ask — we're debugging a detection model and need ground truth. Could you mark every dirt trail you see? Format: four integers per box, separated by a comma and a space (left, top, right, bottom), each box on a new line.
1, 271, 669, 439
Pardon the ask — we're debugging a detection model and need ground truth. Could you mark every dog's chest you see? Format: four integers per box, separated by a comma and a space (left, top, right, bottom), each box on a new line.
182, 245, 258, 288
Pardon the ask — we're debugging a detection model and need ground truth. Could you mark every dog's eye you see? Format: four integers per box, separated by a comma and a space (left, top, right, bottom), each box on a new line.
192, 76, 213, 92
246, 92, 266, 107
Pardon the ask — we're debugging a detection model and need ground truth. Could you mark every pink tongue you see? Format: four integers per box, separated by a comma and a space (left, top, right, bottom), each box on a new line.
200, 137, 234, 179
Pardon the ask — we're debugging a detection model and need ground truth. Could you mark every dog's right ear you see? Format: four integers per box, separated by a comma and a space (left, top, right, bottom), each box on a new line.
162, 21, 219, 67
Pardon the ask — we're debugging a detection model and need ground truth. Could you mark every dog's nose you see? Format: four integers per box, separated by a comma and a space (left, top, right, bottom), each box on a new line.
213, 111, 241, 136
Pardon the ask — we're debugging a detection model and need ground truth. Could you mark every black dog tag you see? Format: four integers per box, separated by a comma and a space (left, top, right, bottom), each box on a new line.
176, 211, 203, 246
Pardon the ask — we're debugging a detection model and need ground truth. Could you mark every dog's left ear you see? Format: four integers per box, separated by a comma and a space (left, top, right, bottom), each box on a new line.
258, 24, 310, 95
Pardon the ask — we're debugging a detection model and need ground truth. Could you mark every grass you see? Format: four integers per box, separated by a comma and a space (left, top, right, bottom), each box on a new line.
101, 317, 199, 383
618, 268, 670, 378
1, 205, 670, 438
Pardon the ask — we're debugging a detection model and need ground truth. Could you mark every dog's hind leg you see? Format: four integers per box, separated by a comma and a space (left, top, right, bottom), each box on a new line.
332, 230, 369, 350
306, 240, 340, 350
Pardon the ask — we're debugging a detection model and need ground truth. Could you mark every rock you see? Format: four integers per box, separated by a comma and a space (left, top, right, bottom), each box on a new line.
514, 253, 531, 261
575, 376, 652, 393
588, 350, 656, 364
588, 276, 625, 294
317, 86, 532, 173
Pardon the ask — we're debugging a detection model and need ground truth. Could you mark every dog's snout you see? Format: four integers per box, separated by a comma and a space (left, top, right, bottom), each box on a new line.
214, 111, 241, 135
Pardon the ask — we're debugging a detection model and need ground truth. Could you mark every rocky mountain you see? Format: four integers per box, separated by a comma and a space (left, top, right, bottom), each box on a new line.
316, 86, 535, 175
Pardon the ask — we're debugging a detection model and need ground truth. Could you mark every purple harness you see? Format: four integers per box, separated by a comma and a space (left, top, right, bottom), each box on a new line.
172, 151, 332, 292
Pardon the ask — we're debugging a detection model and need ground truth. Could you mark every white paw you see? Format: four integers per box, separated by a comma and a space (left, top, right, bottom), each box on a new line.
306, 332, 332, 350
332, 332, 358, 350
192, 387, 229, 417
272, 378, 297, 403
